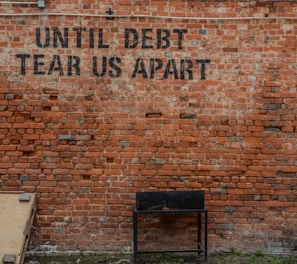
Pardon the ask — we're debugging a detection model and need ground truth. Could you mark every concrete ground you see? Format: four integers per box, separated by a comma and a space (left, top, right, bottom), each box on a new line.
24, 252, 296, 264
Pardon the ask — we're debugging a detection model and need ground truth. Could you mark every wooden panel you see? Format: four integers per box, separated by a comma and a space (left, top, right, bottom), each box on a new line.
0, 192, 36, 264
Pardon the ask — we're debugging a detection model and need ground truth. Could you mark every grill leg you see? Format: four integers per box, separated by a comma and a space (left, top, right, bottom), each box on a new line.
204, 210, 208, 263
198, 212, 202, 256
133, 210, 138, 264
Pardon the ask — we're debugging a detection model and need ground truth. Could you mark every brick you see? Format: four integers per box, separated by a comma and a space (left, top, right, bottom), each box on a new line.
58, 134, 75, 141
19, 193, 31, 202
2, 254, 16, 264
5, 94, 14, 100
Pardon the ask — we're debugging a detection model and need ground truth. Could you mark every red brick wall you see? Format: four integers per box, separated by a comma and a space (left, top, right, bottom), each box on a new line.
0, 0, 297, 254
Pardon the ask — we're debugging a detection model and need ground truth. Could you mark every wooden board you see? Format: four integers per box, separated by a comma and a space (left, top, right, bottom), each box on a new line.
0, 192, 36, 264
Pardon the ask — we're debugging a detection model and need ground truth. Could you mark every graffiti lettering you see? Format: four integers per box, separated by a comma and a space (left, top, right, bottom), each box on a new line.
93, 56, 121, 78
16, 54, 81, 76
16, 27, 211, 80
132, 58, 210, 80
125, 28, 187, 49
35, 27, 109, 49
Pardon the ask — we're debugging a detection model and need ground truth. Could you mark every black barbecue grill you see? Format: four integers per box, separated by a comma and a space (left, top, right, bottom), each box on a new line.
133, 190, 208, 263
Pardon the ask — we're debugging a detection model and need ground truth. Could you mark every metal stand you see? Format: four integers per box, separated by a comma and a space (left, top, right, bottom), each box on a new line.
133, 208, 208, 264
